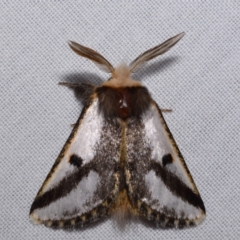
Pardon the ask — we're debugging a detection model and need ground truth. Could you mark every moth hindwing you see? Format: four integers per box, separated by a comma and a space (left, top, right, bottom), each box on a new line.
30, 32, 205, 229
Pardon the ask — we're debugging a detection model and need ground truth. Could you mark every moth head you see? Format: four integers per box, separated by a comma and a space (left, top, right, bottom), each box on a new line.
68, 32, 185, 87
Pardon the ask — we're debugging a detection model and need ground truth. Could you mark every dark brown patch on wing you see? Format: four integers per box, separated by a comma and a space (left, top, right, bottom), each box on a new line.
150, 161, 205, 212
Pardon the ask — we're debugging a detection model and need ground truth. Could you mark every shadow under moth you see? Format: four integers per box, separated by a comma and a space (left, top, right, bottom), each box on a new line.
30, 32, 205, 229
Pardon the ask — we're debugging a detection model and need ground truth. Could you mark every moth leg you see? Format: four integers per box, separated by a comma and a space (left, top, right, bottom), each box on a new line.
58, 82, 85, 88
160, 108, 172, 113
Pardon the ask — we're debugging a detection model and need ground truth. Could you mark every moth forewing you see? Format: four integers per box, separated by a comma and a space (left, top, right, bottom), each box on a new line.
30, 32, 205, 229
30, 97, 122, 227
125, 102, 205, 228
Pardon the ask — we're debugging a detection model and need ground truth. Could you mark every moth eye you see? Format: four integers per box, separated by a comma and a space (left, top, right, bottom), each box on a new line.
162, 153, 173, 166
69, 154, 83, 167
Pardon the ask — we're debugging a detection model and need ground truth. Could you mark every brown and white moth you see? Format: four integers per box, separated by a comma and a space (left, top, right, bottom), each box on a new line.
30, 32, 205, 229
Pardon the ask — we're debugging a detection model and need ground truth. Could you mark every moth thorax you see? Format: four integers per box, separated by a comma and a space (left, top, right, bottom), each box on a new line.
96, 85, 152, 119
112, 64, 131, 83
116, 88, 132, 118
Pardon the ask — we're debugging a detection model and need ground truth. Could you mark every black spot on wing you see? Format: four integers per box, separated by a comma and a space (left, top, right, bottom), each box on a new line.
69, 154, 83, 167
162, 153, 173, 166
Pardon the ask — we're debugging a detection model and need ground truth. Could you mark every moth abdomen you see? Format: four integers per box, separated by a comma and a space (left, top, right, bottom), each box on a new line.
96, 86, 152, 119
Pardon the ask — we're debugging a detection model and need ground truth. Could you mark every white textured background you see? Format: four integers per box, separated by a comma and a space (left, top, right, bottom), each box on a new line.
1, 1, 240, 239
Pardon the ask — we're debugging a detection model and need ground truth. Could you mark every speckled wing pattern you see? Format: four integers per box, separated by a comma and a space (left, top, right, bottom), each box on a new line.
30, 98, 122, 227
125, 102, 206, 228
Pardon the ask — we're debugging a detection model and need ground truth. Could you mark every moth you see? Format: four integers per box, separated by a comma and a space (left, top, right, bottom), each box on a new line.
30, 32, 205, 229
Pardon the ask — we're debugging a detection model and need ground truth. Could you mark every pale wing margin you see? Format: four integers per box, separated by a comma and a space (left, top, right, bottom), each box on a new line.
30, 99, 121, 227
126, 102, 205, 228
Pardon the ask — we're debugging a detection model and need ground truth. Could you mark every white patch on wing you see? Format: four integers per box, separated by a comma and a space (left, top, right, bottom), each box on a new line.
33, 171, 101, 221
144, 170, 202, 219
42, 99, 103, 193
42, 164, 76, 194
68, 99, 103, 163
143, 104, 194, 190
143, 105, 172, 159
